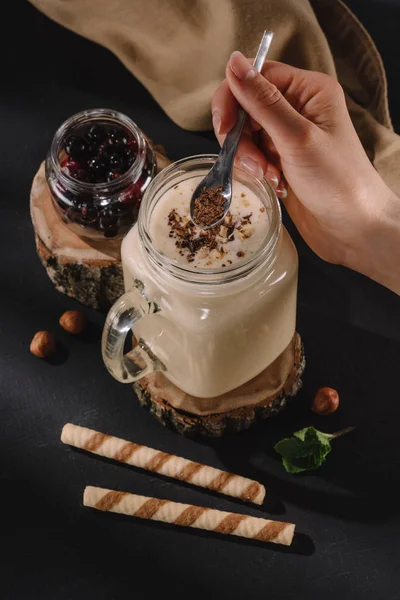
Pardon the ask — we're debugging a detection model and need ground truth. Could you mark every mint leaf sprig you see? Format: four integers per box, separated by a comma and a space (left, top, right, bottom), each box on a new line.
274, 426, 355, 474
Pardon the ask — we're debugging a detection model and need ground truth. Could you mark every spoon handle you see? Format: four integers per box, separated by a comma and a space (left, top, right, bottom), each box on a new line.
253, 30, 274, 72
217, 31, 274, 171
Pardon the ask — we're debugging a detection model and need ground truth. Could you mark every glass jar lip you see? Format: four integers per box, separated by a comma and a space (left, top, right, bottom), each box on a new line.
48, 108, 147, 195
138, 154, 282, 284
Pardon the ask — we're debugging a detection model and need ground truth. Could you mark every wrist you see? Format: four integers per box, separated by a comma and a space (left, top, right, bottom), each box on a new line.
344, 182, 400, 294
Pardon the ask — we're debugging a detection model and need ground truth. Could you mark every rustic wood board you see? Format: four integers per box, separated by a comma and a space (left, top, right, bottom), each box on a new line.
30, 145, 171, 310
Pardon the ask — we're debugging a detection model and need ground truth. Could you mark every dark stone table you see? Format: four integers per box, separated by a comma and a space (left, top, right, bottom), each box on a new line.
1, 1, 399, 598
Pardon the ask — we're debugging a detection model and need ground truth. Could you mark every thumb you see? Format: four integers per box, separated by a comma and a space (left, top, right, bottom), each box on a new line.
226, 52, 309, 147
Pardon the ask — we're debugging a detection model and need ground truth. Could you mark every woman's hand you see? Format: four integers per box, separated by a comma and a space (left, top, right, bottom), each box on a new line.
212, 52, 400, 294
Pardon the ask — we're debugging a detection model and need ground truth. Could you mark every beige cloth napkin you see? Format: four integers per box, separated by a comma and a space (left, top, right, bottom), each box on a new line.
30, 0, 400, 196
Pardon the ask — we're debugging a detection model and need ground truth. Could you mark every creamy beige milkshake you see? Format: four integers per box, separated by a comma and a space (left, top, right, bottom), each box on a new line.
121, 168, 298, 399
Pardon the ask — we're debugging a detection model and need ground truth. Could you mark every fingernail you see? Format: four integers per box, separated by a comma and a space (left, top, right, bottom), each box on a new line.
238, 156, 264, 179
229, 51, 257, 81
212, 110, 221, 135
265, 165, 279, 189
276, 186, 288, 199
268, 174, 279, 189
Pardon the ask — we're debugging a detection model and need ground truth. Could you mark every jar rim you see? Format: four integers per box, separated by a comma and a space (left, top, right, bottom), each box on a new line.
137, 154, 282, 285
47, 108, 147, 195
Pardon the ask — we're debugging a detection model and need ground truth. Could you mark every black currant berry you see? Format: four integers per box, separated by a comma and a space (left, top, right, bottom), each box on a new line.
80, 202, 98, 221
86, 124, 107, 145
109, 153, 124, 170
75, 193, 94, 206
103, 225, 119, 238
98, 142, 112, 158
86, 143, 100, 158
100, 207, 119, 237
108, 128, 129, 148
88, 157, 109, 182
64, 135, 88, 160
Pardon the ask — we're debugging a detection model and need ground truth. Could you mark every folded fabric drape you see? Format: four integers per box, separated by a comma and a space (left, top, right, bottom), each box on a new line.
29, 0, 400, 194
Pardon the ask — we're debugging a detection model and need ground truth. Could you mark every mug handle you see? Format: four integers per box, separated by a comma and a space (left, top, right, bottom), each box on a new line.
101, 280, 165, 383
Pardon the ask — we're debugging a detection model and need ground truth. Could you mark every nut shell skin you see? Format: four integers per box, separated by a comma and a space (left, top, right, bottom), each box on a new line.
59, 310, 87, 335
312, 387, 339, 415
30, 331, 56, 359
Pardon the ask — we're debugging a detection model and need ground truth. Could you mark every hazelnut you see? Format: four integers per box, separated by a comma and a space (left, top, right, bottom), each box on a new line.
30, 331, 56, 359
312, 387, 339, 415
59, 310, 87, 335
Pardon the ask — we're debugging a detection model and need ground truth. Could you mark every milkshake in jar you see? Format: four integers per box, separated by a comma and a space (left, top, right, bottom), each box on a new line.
102, 155, 298, 399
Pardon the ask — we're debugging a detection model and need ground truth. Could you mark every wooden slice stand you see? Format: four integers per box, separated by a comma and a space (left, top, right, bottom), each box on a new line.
30, 146, 171, 310
134, 334, 305, 436
30, 148, 304, 435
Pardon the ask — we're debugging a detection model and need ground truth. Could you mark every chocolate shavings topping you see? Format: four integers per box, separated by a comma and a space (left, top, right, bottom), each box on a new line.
193, 186, 225, 227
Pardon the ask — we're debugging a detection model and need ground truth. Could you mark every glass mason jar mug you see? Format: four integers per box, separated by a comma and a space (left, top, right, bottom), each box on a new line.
102, 155, 298, 399
46, 108, 157, 240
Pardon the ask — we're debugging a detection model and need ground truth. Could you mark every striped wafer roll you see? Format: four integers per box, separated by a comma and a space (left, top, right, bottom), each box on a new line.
83, 486, 295, 546
62, 423, 265, 505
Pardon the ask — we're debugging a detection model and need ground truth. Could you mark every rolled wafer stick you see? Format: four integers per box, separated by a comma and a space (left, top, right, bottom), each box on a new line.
83, 486, 295, 547
61, 423, 265, 505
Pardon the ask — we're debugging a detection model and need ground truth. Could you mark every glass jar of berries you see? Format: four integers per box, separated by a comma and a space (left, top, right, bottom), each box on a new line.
46, 108, 157, 240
